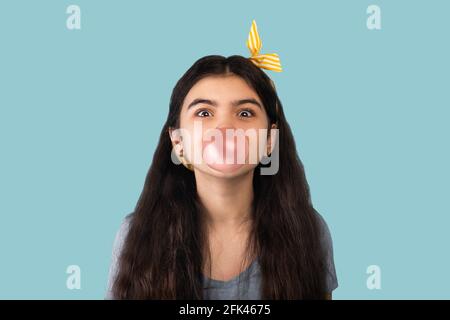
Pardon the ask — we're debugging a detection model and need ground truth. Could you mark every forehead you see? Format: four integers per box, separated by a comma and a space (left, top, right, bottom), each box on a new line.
183, 74, 262, 104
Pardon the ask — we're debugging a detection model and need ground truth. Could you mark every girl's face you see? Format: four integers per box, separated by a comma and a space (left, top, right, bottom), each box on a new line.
170, 74, 276, 178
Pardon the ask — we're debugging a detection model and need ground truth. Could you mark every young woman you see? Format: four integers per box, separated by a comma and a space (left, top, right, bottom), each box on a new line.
105, 55, 338, 299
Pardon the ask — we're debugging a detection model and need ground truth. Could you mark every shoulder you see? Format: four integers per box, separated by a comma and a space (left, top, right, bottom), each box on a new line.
116, 213, 133, 239
112, 213, 133, 255
312, 208, 339, 293
313, 209, 333, 249
105, 213, 133, 299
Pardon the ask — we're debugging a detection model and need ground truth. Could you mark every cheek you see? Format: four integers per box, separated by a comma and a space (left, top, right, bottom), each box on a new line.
179, 124, 204, 162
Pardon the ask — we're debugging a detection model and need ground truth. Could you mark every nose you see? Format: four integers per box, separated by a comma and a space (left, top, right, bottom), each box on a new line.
213, 111, 237, 131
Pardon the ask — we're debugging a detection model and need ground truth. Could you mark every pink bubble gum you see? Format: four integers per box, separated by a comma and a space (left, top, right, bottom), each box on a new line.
202, 127, 249, 173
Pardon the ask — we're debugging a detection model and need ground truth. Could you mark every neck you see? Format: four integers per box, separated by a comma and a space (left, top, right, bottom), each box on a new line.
195, 170, 255, 233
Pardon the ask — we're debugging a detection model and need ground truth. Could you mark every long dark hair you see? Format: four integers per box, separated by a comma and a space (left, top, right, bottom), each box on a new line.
111, 55, 328, 299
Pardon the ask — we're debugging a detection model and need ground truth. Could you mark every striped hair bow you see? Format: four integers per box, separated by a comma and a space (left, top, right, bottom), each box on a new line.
246, 20, 283, 72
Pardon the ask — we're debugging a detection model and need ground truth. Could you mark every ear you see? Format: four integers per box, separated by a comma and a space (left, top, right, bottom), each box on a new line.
266, 123, 278, 156
168, 126, 182, 148
167, 127, 182, 146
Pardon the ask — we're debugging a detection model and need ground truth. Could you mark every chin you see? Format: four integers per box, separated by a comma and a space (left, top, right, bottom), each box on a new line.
199, 163, 256, 178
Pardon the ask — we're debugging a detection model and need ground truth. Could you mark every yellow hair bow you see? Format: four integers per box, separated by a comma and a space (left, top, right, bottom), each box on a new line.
246, 20, 282, 72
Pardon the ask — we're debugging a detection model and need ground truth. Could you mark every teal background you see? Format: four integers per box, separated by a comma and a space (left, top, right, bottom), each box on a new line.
0, 0, 449, 299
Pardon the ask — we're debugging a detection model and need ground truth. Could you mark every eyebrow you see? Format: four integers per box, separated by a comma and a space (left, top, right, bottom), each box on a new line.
187, 98, 262, 110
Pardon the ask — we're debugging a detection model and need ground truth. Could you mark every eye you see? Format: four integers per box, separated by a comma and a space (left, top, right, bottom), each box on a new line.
238, 108, 255, 118
196, 109, 212, 117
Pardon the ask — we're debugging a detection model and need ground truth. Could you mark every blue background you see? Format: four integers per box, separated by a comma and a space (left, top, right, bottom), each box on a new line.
0, 0, 449, 299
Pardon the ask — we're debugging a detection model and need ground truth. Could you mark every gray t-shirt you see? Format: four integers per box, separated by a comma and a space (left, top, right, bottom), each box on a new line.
105, 212, 338, 299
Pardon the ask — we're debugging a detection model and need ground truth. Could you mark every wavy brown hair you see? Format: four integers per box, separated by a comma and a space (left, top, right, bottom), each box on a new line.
111, 55, 328, 299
